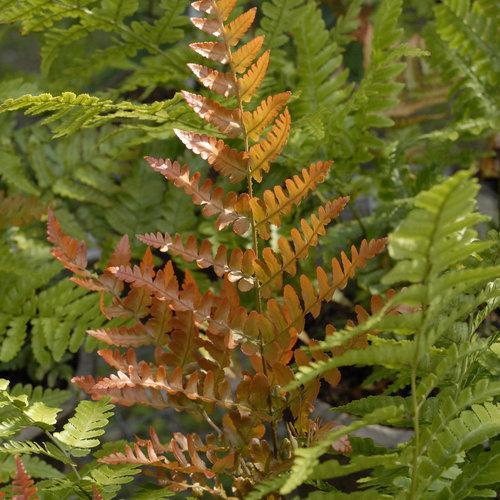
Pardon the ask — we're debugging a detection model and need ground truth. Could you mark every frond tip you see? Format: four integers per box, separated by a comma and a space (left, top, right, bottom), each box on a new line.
13, 456, 38, 499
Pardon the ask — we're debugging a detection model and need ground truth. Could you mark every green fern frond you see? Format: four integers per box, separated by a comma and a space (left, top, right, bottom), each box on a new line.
280, 406, 404, 495
413, 403, 500, 496
0, 92, 194, 138
53, 399, 114, 455
0, 440, 70, 464
292, 2, 351, 119
258, 0, 305, 50
443, 442, 500, 500
289, 340, 415, 390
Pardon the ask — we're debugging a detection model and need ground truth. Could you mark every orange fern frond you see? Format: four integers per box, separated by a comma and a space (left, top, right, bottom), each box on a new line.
191, 16, 223, 37
92, 485, 103, 500
216, 0, 238, 20
174, 129, 248, 183
109, 261, 248, 344
13, 456, 38, 500
73, 361, 245, 413
254, 197, 349, 297
145, 157, 251, 235
248, 108, 291, 182
99, 428, 226, 489
189, 41, 228, 63
137, 232, 256, 292
243, 92, 291, 141
238, 50, 270, 103
283, 238, 387, 331
88, 324, 157, 347
0, 192, 45, 230
187, 64, 236, 97
232, 35, 265, 73
250, 161, 332, 239
181, 91, 242, 137
225, 8, 256, 46
242, 239, 386, 368
47, 210, 93, 280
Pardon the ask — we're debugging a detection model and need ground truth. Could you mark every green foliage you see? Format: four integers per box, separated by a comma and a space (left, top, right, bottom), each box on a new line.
53, 399, 114, 455
266, 170, 500, 498
0, 379, 131, 497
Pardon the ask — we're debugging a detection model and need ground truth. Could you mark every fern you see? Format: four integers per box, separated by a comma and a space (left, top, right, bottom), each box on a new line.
278, 170, 500, 497
43, 1, 388, 495
0, 92, 196, 138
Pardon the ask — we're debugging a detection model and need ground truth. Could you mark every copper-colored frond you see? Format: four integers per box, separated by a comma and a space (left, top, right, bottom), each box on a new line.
243, 92, 291, 141
88, 324, 158, 347
217, 0, 237, 21
181, 91, 242, 138
190, 41, 228, 64
145, 157, 251, 235
138, 232, 256, 292
191, 1, 216, 14
188, 64, 236, 98
238, 50, 270, 103
248, 108, 291, 182
232, 35, 265, 74
225, 8, 256, 47
13, 456, 38, 500
47, 210, 91, 279
191, 17, 223, 37
75, 363, 242, 413
174, 129, 248, 183
250, 161, 332, 239
254, 197, 349, 297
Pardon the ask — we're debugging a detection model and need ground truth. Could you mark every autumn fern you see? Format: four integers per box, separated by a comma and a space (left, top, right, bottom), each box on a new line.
46, 0, 386, 496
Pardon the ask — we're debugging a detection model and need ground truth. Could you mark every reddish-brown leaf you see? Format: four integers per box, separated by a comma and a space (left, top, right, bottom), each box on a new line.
138, 231, 256, 291
188, 64, 236, 97
191, 17, 223, 37
181, 91, 242, 137
174, 129, 248, 183
145, 157, 251, 234
13, 456, 38, 500
189, 41, 228, 64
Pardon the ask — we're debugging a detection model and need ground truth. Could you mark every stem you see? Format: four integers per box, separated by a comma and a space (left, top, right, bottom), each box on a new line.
409, 363, 420, 500
201, 408, 223, 437
215, 5, 279, 458
45, 431, 91, 499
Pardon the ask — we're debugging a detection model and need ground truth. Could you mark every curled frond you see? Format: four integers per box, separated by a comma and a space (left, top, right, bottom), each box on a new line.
250, 161, 332, 239
145, 157, 251, 235
138, 232, 256, 292
174, 129, 248, 183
